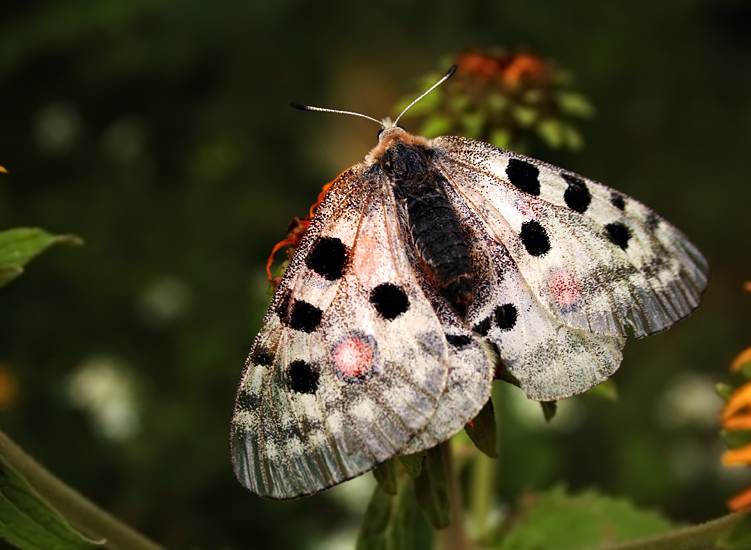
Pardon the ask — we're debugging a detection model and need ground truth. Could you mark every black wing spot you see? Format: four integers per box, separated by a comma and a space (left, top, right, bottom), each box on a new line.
276, 291, 292, 325
370, 283, 410, 320
494, 303, 518, 330
506, 158, 541, 196
520, 220, 551, 257
446, 334, 472, 348
287, 360, 319, 394
645, 211, 661, 231
610, 192, 626, 211
235, 388, 259, 413
251, 347, 274, 366
288, 300, 323, 333
473, 317, 492, 337
605, 222, 632, 251
562, 174, 591, 214
306, 236, 349, 281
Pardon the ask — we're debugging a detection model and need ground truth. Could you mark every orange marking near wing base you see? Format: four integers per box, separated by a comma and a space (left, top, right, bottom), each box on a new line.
265, 173, 341, 289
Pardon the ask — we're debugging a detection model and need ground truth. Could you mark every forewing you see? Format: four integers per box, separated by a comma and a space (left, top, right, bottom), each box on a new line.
233, 167, 458, 499
435, 135, 707, 338
434, 136, 706, 400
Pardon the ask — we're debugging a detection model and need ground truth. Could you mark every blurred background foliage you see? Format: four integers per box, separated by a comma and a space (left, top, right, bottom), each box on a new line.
0, 1, 749, 548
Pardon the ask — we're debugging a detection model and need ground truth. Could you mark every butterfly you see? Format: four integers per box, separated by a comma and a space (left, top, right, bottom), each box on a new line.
231, 65, 708, 499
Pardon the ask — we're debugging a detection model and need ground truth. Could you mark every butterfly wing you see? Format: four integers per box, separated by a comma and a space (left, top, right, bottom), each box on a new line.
434, 136, 707, 400
231, 165, 490, 498
398, 254, 495, 455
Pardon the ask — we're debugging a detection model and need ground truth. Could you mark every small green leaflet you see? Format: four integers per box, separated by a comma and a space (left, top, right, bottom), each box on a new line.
0, 228, 82, 287
0, 456, 102, 550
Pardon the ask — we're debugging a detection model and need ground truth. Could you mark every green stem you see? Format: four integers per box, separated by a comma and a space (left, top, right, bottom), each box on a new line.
438, 440, 474, 550
469, 453, 494, 540
0, 429, 164, 550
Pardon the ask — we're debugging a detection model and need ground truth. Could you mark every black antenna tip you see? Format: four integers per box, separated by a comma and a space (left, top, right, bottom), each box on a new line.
290, 101, 312, 111
446, 64, 458, 78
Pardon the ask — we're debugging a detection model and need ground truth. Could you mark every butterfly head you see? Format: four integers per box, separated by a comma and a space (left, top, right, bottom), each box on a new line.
365, 125, 431, 176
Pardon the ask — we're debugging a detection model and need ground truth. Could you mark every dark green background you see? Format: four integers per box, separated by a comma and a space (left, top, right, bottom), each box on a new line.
0, 1, 749, 548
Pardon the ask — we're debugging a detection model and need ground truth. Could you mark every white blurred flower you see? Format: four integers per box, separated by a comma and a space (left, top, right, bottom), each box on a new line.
136, 276, 192, 328
33, 102, 81, 152
656, 372, 722, 430
66, 355, 140, 441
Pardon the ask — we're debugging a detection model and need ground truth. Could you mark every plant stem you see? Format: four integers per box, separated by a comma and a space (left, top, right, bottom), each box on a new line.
0, 429, 164, 550
438, 439, 474, 550
469, 453, 494, 540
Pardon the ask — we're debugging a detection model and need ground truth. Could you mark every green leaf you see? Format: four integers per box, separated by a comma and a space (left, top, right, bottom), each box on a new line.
562, 123, 584, 151
536, 118, 565, 149
267, 259, 290, 296
0, 228, 82, 288
395, 75, 443, 118
398, 451, 425, 479
0, 457, 102, 549
718, 512, 751, 549
487, 93, 509, 114
511, 105, 537, 128
419, 115, 453, 139
498, 486, 673, 550
450, 95, 472, 113
465, 398, 498, 458
460, 112, 485, 139
388, 479, 433, 550
373, 460, 398, 496
413, 446, 451, 530
557, 91, 596, 118
356, 484, 394, 550
740, 362, 751, 381
490, 128, 512, 149
717, 383, 736, 401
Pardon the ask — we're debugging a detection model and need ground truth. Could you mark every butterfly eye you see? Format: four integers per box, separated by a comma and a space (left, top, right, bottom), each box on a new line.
377, 129, 384, 140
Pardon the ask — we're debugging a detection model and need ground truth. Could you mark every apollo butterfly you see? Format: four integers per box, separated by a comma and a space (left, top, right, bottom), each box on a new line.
231, 65, 708, 499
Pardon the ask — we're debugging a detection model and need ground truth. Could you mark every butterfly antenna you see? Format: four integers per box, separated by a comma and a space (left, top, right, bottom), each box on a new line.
290, 102, 383, 126
393, 64, 458, 126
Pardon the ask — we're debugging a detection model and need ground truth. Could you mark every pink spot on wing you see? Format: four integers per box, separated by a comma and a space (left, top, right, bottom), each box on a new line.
333, 338, 374, 377
517, 199, 540, 219
548, 271, 580, 306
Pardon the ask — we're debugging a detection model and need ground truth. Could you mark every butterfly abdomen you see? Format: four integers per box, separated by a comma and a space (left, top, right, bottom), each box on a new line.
382, 140, 473, 315
403, 181, 473, 315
